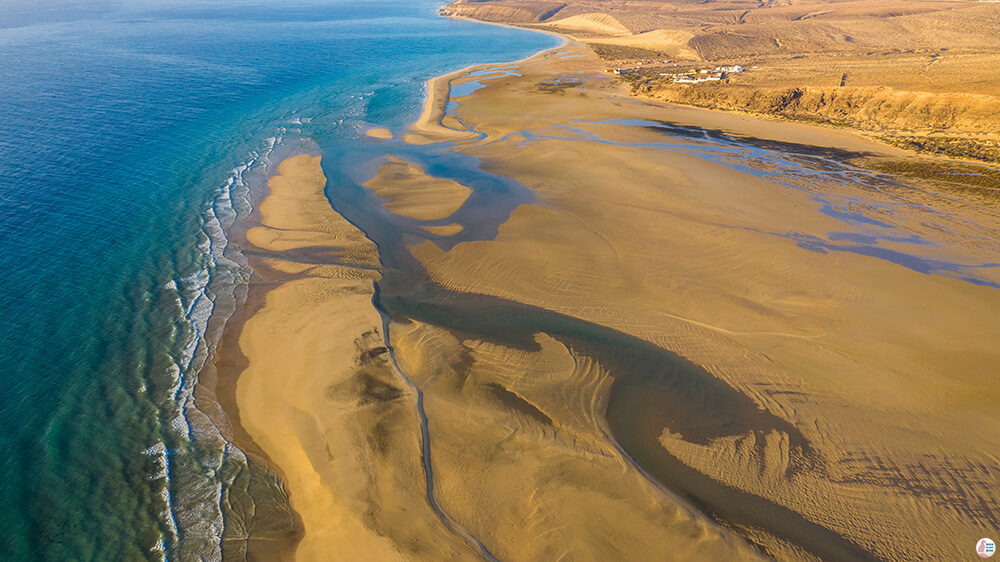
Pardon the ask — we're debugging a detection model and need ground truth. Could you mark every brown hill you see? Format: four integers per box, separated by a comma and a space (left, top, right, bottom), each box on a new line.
442, 0, 1000, 160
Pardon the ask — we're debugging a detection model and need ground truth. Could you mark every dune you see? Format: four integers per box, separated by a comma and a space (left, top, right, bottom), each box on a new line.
546, 12, 631, 36
587, 29, 698, 58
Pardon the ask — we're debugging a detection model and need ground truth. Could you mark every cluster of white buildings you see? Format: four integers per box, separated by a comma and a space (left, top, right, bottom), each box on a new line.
666, 65, 745, 84
610, 63, 748, 83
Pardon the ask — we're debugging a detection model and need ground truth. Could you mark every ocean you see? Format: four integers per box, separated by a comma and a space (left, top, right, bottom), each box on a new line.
0, 2, 558, 559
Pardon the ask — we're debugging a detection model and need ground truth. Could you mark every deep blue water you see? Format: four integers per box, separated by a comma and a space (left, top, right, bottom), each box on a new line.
0, 2, 557, 559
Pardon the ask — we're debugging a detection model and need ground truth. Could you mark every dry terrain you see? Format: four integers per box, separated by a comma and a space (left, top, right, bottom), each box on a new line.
442, 0, 1000, 161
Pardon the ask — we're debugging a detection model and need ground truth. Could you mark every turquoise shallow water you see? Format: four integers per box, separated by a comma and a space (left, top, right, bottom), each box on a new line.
0, 2, 557, 559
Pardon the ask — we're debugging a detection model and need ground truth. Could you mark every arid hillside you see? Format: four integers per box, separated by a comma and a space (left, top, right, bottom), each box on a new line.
442, 0, 1000, 160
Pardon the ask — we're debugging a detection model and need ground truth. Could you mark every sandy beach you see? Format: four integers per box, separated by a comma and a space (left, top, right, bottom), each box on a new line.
230, 154, 482, 560
219, 36, 1000, 562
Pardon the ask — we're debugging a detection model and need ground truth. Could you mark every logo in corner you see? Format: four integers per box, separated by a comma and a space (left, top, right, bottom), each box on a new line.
979, 538, 996, 558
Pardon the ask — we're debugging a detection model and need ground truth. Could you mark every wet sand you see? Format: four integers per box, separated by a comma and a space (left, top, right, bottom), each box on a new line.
395, 40, 1000, 560
365, 157, 472, 221
219, 37, 1000, 562
366, 127, 394, 139
230, 154, 480, 560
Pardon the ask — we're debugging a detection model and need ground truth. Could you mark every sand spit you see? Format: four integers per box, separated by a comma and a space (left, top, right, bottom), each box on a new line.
408, 31, 565, 144
234, 154, 478, 560
409, 66, 484, 143
365, 157, 472, 221
396, 40, 1000, 560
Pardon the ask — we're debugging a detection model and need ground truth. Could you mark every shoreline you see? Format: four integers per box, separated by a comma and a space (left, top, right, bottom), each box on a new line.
216, 153, 489, 560
438, 8, 1000, 165
209, 151, 306, 562
212, 269, 304, 561
398, 31, 1000, 560
417, 17, 911, 159
207, 21, 573, 560
407, 30, 567, 144
208, 12, 999, 561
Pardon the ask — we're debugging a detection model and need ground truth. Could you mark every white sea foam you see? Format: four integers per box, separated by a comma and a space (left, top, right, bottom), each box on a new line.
152, 134, 285, 562
143, 440, 178, 559
144, 442, 168, 481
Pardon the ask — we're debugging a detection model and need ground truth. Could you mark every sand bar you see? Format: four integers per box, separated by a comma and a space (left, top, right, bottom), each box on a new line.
364, 157, 472, 221
366, 127, 394, 139
234, 154, 478, 560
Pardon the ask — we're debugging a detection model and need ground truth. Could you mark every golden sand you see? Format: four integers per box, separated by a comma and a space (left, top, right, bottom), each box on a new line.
390, 320, 766, 561
364, 157, 472, 221
420, 223, 464, 236
235, 154, 474, 560
407, 68, 481, 143
229, 38, 1000, 561
399, 41, 1000, 560
366, 127, 394, 139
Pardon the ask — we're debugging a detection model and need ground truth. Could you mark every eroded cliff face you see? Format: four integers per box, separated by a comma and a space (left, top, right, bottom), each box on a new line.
441, 0, 1000, 162
637, 84, 1000, 132
631, 82, 1000, 161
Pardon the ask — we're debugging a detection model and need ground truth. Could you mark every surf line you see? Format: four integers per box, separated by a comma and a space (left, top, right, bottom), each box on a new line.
370, 282, 501, 562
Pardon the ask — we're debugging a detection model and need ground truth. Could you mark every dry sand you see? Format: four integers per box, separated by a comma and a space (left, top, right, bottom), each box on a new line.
408, 67, 485, 143
397, 40, 1000, 560
586, 28, 698, 59
545, 13, 630, 36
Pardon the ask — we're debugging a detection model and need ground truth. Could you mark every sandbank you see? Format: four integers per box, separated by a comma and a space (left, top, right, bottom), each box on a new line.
366, 127, 394, 139
364, 157, 472, 221
420, 223, 464, 236
233, 154, 477, 560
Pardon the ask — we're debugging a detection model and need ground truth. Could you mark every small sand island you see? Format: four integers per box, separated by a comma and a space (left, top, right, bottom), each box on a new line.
365, 157, 472, 221
366, 127, 394, 139
219, 3, 1000, 561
